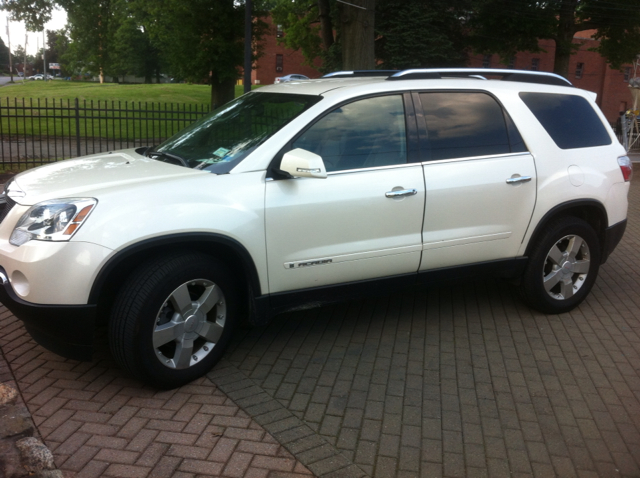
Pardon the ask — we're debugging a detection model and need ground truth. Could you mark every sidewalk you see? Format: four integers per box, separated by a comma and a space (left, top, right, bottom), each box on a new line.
1, 175, 640, 477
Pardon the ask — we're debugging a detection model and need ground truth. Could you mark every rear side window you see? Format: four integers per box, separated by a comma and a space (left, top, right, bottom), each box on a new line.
519, 92, 611, 149
419, 92, 522, 161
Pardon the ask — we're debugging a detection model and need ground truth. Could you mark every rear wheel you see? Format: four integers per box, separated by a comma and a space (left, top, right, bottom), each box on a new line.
109, 252, 239, 388
519, 217, 601, 314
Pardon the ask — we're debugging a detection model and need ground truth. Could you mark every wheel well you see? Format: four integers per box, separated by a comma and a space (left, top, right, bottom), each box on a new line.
525, 202, 608, 258
92, 237, 260, 326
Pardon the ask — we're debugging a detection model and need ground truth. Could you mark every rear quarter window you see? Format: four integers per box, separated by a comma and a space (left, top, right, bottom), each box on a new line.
519, 92, 611, 149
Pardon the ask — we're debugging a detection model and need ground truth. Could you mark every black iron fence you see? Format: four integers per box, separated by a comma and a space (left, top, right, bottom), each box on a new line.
0, 98, 210, 170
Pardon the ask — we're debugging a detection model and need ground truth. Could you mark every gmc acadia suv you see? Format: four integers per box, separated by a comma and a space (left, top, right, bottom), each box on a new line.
0, 68, 632, 387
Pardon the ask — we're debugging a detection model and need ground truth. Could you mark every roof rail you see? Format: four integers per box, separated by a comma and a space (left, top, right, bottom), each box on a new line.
323, 70, 399, 78
387, 68, 573, 87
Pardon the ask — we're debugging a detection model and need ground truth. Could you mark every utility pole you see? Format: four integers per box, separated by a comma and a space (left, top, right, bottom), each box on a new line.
6, 17, 13, 82
43, 29, 46, 80
23, 33, 27, 82
243, 0, 252, 94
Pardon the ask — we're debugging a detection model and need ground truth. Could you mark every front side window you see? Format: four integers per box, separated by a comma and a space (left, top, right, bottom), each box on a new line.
519, 92, 611, 149
419, 92, 521, 161
292, 95, 408, 172
155, 92, 321, 173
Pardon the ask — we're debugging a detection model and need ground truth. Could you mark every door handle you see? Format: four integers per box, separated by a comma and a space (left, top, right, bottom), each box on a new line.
385, 188, 417, 198
506, 175, 532, 185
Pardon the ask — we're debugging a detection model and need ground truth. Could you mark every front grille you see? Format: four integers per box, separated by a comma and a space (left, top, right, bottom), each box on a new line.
0, 196, 16, 224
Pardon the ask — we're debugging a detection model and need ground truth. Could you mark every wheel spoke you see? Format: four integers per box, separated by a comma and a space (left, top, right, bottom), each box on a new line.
169, 283, 194, 316
173, 338, 194, 369
560, 277, 575, 299
196, 285, 222, 315
199, 321, 224, 343
567, 236, 584, 260
153, 321, 180, 348
573, 259, 590, 274
547, 245, 564, 265
543, 269, 562, 292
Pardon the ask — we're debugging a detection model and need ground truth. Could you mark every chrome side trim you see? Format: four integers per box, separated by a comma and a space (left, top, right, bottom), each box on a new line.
327, 162, 421, 176
421, 152, 532, 166
0, 271, 8, 285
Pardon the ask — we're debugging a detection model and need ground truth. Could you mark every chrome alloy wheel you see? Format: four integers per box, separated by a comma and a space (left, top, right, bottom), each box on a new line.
542, 234, 591, 301
153, 279, 226, 369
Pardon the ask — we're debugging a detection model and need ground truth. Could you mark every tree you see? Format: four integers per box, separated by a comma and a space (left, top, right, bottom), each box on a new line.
272, 0, 376, 72
0, 0, 54, 31
469, 0, 640, 77
57, 0, 114, 83
375, 0, 470, 69
144, 0, 264, 108
46, 29, 70, 75
0, 37, 11, 72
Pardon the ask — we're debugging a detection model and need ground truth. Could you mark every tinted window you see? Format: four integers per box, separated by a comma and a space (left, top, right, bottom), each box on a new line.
293, 95, 407, 172
419, 92, 512, 160
519, 92, 612, 149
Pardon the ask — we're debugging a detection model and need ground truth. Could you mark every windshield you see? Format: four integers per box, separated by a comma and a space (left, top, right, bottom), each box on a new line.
154, 92, 321, 173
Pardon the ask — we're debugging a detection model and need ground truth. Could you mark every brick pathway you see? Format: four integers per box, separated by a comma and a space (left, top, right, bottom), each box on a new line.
0, 315, 314, 478
0, 170, 639, 478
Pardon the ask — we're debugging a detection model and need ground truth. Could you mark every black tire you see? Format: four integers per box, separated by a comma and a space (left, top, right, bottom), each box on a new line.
109, 252, 239, 389
519, 217, 601, 314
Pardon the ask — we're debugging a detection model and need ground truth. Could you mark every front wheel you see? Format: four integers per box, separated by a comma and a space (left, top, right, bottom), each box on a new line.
519, 217, 601, 314
109, 252, 239, 388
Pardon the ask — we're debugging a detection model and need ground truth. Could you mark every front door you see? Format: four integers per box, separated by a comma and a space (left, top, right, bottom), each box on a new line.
265, 94, 425, 294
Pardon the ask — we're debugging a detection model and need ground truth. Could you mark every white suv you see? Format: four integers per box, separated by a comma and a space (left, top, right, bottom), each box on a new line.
0, 69, 632, 387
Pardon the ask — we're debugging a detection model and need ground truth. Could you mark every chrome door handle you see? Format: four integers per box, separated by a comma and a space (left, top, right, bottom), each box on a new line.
385, 188, 417, 198
506, 176, 532, 185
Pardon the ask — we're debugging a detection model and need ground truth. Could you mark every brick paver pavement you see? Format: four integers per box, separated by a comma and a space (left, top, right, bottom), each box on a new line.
0, 315, 314, 478
0, 169, 638, 478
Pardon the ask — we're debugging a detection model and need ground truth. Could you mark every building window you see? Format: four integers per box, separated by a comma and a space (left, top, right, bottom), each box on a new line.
482, 55, 491, 68
531, 58, 540, 71
575, 63, 584, 79
624, 67, 631, 82
276, 54, 283, 72
508, 56, 516, 69
276, 24, 283, 38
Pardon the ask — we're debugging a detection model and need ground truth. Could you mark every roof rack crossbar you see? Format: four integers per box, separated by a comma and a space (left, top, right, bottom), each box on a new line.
386, 68, 573, 87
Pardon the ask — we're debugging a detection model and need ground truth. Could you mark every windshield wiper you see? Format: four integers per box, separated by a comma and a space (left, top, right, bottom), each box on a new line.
146, 149, 190, 168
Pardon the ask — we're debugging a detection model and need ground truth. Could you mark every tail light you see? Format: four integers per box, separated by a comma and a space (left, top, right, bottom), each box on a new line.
618, 156, 633, 182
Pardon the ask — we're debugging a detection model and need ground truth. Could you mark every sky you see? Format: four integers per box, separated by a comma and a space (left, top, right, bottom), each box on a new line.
0, 7, 68, 55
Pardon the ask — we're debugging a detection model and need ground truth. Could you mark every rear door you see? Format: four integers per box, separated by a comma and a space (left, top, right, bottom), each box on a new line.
413, 91, 537, 270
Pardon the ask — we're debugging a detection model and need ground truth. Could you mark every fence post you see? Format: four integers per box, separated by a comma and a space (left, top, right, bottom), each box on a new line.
75, 98, 81, 157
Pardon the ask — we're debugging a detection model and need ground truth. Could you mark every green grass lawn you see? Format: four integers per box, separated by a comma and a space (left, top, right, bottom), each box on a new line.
0, 81, 263, 145
0, 80, 254, 104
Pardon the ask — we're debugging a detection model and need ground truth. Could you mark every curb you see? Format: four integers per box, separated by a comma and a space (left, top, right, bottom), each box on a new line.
0, 382, 63, 478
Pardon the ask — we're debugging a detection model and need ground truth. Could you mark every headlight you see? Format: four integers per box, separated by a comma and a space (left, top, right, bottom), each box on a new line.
10, 198, 97, 247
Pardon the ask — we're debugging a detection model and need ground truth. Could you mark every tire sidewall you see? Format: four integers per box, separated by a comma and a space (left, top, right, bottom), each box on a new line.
119, 254, 239, 388
523, 218, 601, 314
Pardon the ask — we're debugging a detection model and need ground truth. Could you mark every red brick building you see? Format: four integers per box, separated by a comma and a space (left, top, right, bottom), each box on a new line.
468, 31, 637, 124
252, 22, 636, 124
251, 19, 322, 85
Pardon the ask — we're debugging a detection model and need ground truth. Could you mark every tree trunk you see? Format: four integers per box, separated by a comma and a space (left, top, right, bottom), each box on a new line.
210, 73, 236, 110
340, 0, 375, 70
553, 0, 579, 78
317, 0, 334, 50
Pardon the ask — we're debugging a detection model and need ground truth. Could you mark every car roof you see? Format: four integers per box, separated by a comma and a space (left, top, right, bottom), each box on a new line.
255, 72, 582, 101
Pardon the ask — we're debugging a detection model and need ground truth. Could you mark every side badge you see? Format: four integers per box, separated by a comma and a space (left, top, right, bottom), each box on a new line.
284, 258, 333, 269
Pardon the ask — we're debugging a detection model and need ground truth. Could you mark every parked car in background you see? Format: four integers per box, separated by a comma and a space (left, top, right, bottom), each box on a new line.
27, 74, 54, 80
274, 74, 309, 84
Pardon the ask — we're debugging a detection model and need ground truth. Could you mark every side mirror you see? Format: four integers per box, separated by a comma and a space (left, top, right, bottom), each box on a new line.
280, 148, 327, 179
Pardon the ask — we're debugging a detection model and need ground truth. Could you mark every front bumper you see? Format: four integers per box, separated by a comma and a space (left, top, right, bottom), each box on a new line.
0, 267, 96, 360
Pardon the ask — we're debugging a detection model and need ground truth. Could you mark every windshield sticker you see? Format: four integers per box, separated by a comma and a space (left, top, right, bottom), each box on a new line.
213, 147, 231, 158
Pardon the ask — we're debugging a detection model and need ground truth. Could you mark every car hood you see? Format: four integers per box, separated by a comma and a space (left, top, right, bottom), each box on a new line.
10, 149, 204, 204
